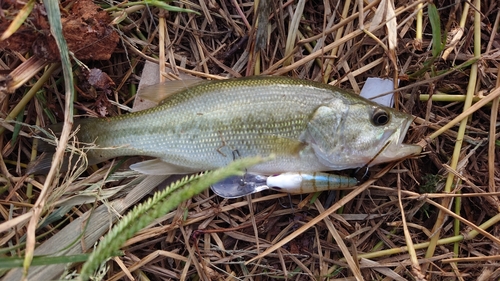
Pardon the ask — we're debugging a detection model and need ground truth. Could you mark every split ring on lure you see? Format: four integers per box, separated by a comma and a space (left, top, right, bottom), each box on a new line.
211, 172, 358, 199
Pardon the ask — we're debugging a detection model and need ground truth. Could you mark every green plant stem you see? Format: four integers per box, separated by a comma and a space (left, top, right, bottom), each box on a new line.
415, 3, 423, 44
424, 0, 481, 273
415, 94, 482, 103
346, 212, 500, 261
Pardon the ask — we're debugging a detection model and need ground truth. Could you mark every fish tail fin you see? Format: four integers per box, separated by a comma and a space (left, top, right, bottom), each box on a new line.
26, 151, 87, 175
26, 152, 54, 174
29, 121, 89, 175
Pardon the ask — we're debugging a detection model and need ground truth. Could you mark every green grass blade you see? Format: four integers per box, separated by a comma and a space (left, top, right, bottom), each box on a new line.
43, 0, 75, 120
0, 254, 90, 268
428, 3, 444, 57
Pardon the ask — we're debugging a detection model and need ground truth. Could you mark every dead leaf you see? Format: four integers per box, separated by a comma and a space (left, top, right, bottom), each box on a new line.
370, 0, 398, 50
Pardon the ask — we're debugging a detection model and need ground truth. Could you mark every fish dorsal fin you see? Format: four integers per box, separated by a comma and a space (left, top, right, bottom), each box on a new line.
129, 158, 200, 175
138, 78, 206, 105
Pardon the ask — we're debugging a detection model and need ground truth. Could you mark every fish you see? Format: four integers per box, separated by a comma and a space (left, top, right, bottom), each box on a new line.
39, 76, 421, 175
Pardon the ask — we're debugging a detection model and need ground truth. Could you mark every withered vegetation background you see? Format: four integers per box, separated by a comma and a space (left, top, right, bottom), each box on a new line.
1, 0, 499, 280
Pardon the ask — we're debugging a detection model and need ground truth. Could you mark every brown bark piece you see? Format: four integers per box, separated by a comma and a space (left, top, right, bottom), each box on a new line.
1, 0, 119, 61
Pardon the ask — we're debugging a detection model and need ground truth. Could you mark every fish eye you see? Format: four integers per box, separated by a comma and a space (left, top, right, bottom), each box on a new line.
371, 108, 390, 126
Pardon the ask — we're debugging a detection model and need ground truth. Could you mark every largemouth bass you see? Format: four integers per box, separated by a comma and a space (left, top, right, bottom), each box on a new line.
62, 76, 421, 175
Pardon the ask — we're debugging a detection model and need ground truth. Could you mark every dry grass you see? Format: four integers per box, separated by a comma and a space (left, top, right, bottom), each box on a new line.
1, 0, 500, 280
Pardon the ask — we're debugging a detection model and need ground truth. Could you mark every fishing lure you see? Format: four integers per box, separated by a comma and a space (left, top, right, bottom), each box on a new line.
211, 172, 357, 198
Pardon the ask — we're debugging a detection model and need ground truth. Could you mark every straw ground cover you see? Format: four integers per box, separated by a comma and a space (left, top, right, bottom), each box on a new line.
1, 0, 499, 280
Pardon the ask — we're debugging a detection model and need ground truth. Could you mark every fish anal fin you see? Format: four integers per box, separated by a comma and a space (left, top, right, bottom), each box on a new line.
289, 139, 308, 156
129, 159, 199, 175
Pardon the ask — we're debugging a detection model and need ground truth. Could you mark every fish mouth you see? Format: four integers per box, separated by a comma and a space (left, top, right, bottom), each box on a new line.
374, 118, 422, 165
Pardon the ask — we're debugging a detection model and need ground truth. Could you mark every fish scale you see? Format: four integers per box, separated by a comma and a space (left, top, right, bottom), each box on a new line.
73, 76, 421, 175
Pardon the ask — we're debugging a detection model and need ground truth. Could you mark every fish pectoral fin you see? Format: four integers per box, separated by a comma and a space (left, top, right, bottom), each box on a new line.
261, 135, 307, 156
129, 159, 199, 175
139, 78, 206, 104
